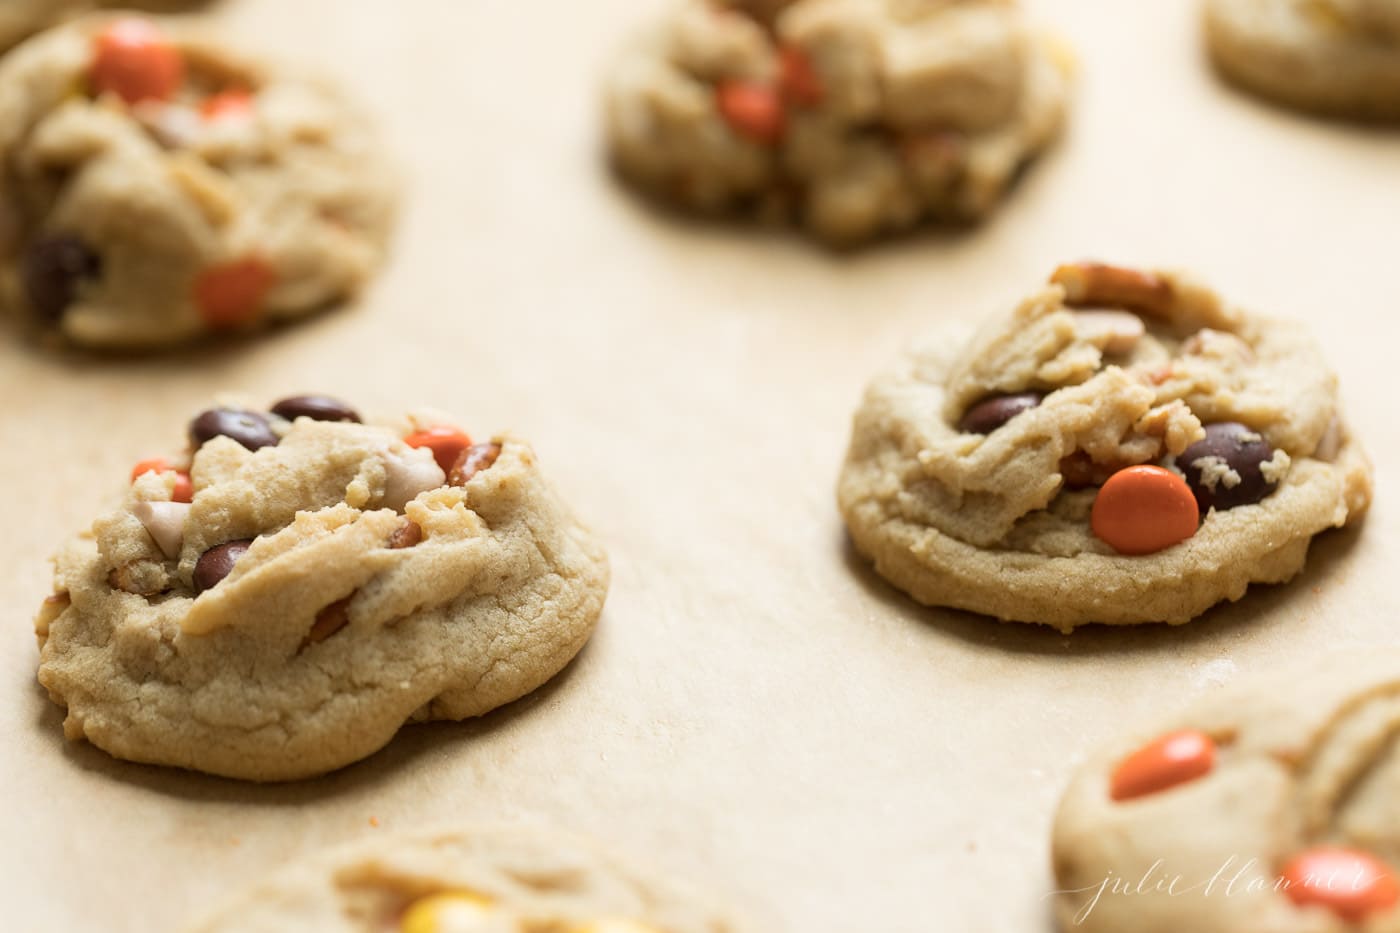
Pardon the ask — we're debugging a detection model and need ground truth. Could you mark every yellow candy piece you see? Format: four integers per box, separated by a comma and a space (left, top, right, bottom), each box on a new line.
400, 892, 498, 933
571, 920, 663, 933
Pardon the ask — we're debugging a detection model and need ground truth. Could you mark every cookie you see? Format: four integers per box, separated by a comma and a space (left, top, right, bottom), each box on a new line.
0, 1, 203, 55
188, 826, 738, 933
604, 0, 1072, 245
837, 262, 1372, 630
1052, 651, 1400, 932
1204, 0, 1400, 120
34, 396, 609, 781
0, 15, 397, 349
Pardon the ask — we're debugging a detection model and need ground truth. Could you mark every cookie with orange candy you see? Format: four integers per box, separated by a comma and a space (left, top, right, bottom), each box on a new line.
1053, 651, 1400, 932
187, 827, 739, 933
604, 0, 1073, 245
837, 262, 1371, 630
0, 0, 207, 54
0, 15, 396, 349
35, 396, 608, 781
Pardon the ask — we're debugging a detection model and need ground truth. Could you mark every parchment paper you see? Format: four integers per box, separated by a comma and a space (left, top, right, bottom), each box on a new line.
1, 1, 1397, 930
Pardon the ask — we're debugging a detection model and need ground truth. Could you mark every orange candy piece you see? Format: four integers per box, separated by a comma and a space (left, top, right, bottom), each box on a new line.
779, 46, 823, 106
130, 458, 193, 503
1090, 465, 1199, 555
171, 471, 194, 503
405, 427, 473, 473
91, 18, 184, 105
1281, 847, 1400, 921
131, 457, 170, 482
194, 256, 275, 330
1110, 729, 1216, 801
716, 80, 785, 145
201, 89, 254, 122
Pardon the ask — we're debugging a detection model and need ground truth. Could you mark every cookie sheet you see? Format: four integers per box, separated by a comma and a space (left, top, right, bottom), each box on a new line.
1, 0, 1396, 930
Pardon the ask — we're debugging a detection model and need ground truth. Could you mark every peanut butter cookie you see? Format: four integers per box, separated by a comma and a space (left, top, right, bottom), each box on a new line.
1054, 651, 1400, 931
837, 262, 1371, 630
0, 1, 202, 54
605, 0, 1072, 244
189, 826, 737, 933
0, 15, 396, 348
35, 396, 609, 781
1205, 0, 1400, 119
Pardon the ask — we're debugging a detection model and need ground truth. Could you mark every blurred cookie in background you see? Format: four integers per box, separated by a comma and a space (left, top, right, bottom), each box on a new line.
189, 826, 740, 933
605, 0, 1074, 246
0, 15, 397, 350
1205, 0, 1400, 119
1053, 651, 1400, 932
0, 0, 209, 54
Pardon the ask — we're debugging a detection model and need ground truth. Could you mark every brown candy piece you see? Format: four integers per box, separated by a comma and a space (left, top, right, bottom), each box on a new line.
193, 539, 253, 594
23, 234, 101, 323
1178, 422, 1281, 511
957, 393, 1042, 435
270, 395, 361, 424
190, 409, 279, 452
305, 598, 350, 644
1058, 451, 1118, 489
388, 521, 423, 549
448, 442, 502, 486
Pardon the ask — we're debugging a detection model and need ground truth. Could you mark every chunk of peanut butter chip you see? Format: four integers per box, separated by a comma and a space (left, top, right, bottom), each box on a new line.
381, 448, 446, 511
1051, 262, 1174, 316
131, 500, 190, 559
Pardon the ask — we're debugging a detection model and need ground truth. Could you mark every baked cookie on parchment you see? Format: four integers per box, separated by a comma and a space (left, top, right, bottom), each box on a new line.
189, 826, 738, 933
0, 15, 396, 349
837, 262, 1371, 631
1205, 0, 1400, 120
34, 396, 608, 781
0, 1, 205, 55
1053, 651, 1400, 932
605, 0, 1072, 245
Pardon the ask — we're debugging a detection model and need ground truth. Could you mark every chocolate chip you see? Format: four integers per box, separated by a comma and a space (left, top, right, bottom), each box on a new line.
957, 393, 1042, 435
1179, 422, 1281, 511
22, 235, 101, 323
448, 442, 502, 486
269, 395, 362, 424
189, 409, 279, 451
193, 539, 253, 593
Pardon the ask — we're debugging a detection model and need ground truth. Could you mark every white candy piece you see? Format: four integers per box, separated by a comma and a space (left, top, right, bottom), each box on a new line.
134, 101, 202, 149
1074, 309, 1146, 356
1315, 416, 1343, 462
380, 448, 446, 512
132, 501, 192, 560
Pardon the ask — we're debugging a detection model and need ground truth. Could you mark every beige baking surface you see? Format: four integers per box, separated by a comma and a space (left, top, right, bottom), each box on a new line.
1, 0, 1397, 930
